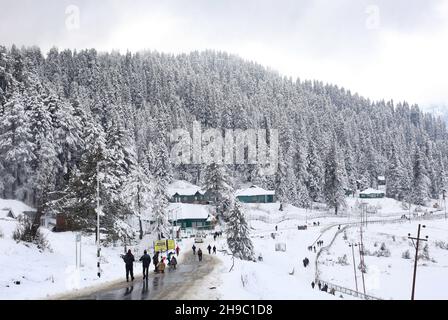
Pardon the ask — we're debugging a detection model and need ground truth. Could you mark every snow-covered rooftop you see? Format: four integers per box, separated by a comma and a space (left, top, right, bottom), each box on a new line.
168, 180, 204, 197
168, 203, 210, 220
235, 185, 275, 197
360, 188, 385, 195
0, 199, 36, 219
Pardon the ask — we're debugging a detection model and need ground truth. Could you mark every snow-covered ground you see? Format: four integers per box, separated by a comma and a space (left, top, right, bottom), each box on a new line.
1, 196, 445, 300
319, 219, 448, 300
0, 198, 193, 300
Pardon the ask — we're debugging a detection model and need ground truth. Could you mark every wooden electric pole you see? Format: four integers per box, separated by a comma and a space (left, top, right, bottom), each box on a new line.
349, 243, 358, 292
408, 224, 428, 300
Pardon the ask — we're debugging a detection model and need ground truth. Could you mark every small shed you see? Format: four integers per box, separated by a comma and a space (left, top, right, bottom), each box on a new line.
359, 188, 385, 199
235, 185, 276, 203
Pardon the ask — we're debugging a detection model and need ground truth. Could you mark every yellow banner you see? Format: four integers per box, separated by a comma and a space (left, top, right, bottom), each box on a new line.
154, 240, 167, 252
167, 239, 176, 250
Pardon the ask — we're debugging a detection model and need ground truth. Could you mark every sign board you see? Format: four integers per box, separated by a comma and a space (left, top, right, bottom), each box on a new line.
154, 239, 176, 252
154, 240, 167, 252
167, 239, 176, 250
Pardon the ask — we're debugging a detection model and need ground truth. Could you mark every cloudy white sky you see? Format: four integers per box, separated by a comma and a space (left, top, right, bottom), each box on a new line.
0, 0, 447, 108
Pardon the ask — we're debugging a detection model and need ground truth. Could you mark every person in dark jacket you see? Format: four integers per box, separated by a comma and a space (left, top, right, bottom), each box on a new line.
207, 244, 212, 254
311, 281, 315, 289
122, 249, 135, 282
213, 245, 217, 254
176, 245, 180, 256
192, 244, 196, 255
153, 252, 159, 273
170, 256, 178, 269
139, 250, 151, 280
197, 248, 203, 261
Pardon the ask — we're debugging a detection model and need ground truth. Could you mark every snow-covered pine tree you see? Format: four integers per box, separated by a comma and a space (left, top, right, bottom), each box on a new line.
412, 148, 430, 205
203, 163, 233, 217
324, 141, 346, 215
0, 93, 35, 202
27, 91, 60, 206
306, 139, 323, 202
386, 145, 407, 200
150, 141, 171, 240
121, 162, 153, 240
226, 200, 255, 261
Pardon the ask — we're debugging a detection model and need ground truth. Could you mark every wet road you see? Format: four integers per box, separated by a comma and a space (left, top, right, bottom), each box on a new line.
77, 253, 218, 300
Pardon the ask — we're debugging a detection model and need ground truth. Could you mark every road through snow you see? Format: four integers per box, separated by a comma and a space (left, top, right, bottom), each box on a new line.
67, 252, 220, 300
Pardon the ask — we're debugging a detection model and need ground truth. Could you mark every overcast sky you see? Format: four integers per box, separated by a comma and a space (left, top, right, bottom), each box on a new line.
1, 0, 447, 108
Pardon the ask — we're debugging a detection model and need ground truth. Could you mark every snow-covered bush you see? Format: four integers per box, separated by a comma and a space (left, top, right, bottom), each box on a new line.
435, 241, 448, 250
402, 250, 411, 259
365, 243, 391, 258
418, 244, 433, 261
337, 254, 349, 266
401, 201, 410, 210
13, 216, 51, 251
376, 243, 391, 257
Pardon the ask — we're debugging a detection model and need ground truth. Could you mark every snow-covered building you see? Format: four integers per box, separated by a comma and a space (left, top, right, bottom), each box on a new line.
168, 203, 215, 235
235, 185, 275, 203
359, 188, 385, 199
0, 199, 36, 220
168, 180, 211, 204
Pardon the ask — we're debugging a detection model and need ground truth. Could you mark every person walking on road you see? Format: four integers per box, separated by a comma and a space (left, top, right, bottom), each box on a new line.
213, 245, 217, 254
170, 256, 178, 270
153, 252, 159, 273
198, 248, 203, 261
158, 258, 166, 273
311, 281, 315, 289
207, 244, 212, 254
192, 244, 196, 255
275, 225, 278, 232
139, 250, 151, 280
176, 245, 180, 256
122, 249, 135, 282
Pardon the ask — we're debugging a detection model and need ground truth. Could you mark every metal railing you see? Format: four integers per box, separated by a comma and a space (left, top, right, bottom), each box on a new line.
315, 279, 382, 300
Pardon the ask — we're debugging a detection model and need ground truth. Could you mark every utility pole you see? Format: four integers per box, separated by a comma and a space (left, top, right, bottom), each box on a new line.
357, 242, 366, 295
408, 224, 428, 300
443, 189, 446, 220
349, 243, 358, 292
96, 161, 104, 278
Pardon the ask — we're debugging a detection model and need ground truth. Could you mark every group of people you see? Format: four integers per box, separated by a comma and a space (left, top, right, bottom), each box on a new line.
316, 240, 324, 247
192, 243, 217, 261
311, 281, 336, 295
312, 221, 320, 226
307, 245, 317, 253
213, 231, 223, 241
121, 245, 181, 282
